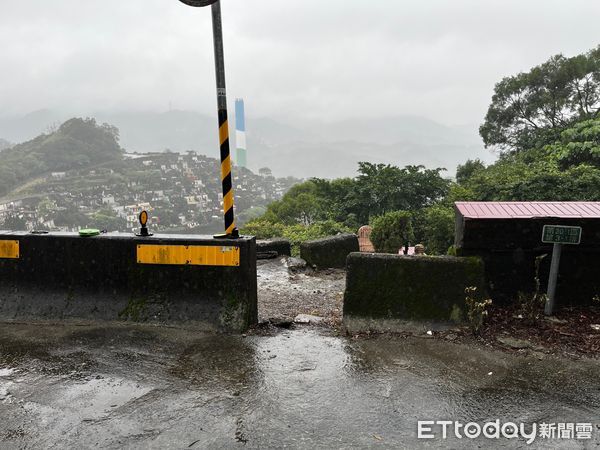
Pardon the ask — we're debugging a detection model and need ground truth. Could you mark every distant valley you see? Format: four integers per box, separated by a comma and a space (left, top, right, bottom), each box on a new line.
0, 109, 495, 179
0, 118, 297, 234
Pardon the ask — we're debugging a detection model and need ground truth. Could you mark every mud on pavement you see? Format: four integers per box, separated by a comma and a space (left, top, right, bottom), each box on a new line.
257, 257, 345, 325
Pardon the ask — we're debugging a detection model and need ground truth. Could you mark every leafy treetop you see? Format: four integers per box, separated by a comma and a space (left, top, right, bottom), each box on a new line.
480, 46, 600, 153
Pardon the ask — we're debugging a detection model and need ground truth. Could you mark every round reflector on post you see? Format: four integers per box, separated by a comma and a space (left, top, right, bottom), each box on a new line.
178, 0, 218, 6
137, 210, 152, 237
139, 210, 148, 227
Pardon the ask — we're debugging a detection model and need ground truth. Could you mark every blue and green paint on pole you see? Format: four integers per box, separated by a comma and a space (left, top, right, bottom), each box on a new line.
235, 99, 247, 169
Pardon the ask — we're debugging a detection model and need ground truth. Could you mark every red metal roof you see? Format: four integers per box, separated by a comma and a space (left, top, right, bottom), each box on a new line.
455, 202, 600, 219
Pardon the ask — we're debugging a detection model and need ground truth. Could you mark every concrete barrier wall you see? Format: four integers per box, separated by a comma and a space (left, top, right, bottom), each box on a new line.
343, 252, 486, 332
0, 232, 257, 332
300, 234, 359, 269
257, 238, 291, 257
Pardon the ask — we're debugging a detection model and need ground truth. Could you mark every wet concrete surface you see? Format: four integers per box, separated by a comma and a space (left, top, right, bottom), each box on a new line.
2, 259, 599, 448
1, 322, 600, 449
257, 258, 345, 325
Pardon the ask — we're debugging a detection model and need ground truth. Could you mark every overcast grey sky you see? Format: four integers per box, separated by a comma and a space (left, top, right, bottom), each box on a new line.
1, 0, 598, 126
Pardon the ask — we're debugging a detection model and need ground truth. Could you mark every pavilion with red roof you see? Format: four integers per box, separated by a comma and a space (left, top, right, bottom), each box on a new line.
454, 201, 600, 306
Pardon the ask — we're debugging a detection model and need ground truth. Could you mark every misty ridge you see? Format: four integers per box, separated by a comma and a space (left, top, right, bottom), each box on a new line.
0, 109, 490, 179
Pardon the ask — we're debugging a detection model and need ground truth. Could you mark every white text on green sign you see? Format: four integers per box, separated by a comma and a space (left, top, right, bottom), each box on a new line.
541, 225, 582, 245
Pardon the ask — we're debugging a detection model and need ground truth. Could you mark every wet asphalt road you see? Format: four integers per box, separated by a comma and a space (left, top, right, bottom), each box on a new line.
1, 322, 600, 449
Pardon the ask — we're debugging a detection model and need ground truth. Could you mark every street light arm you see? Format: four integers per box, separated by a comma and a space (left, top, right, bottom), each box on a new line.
178, 0, 218, 7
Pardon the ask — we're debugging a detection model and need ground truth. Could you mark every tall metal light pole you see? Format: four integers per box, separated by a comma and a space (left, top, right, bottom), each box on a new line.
178, 0, 239, 238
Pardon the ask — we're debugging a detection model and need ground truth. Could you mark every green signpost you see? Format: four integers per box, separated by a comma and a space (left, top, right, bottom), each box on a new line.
542, 225, 582, 315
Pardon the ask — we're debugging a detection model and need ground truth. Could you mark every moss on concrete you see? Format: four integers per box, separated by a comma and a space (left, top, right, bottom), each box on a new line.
343, 253, 486, 324
119, 296, 148, 322
257, 239, 291, 257
300, 234, 359, 269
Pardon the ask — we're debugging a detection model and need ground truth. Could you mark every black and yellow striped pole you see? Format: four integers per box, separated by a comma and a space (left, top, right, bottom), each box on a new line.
211, 2, 238, 238
178, 0, 239, 238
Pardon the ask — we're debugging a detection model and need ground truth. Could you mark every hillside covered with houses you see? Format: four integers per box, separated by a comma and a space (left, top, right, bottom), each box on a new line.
0, 118, 299, 234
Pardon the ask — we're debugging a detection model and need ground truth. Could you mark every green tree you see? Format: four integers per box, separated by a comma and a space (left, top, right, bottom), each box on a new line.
463, 117, 600, 202
240, 219, 287, 239
237, 206, 267, 227
541, 118, 600, 169
344, 162, 449, 224
309, 177, 358, 225
421, 206, 455, 255
240, 219, 351, 256
370, 211, 413, 254
281, 220, 353, 255
456, 159, 486, 184
263, 181, 324, 225
480, 46, 600, 153
258, 162, 449, 228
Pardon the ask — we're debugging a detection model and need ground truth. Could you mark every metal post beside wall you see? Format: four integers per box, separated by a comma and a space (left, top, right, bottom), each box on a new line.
177, 0, 238, 238
541, 224, 582, 316
544, 242, 562, 316
211, 2, 238, 238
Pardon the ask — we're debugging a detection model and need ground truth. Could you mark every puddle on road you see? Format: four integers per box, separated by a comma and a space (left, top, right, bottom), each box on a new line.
172, 334, 259, 389
2, 325, 600, 448
41, 377, 153, 420
0, 368, 15, 377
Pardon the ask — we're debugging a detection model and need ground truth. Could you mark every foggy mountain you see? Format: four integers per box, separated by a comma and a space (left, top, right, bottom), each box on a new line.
0, 110, 494, 179
247, 116, 492, 178
0, 138, 11, 151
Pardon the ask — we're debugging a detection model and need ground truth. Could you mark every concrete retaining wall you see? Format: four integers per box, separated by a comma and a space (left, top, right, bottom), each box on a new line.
257, 238, 291, 257
343, 252, 486, 332
0, 232, 257, 332
300, 234, 359, 269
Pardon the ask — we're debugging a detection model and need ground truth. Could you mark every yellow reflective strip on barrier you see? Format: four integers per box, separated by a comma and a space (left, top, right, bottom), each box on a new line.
219, 120, 229, 146
223, 190, 234, 212
0, 240, 19, 259
137, 244, 240, 266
